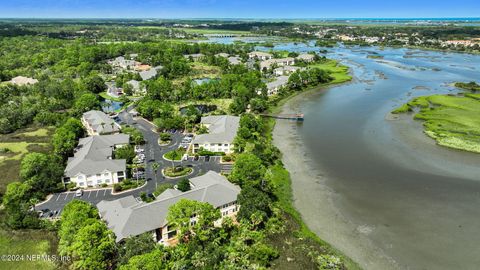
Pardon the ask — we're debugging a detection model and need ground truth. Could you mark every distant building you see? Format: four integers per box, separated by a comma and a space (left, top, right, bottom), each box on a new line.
64, 134, 130, 187
135, 64, 152, 72
106, 82, 124, 98
192, 115, 240, 154
97, 171, 241, 244
260, 57, 295, 71
8, 76, 38, 86
266, 76, 289, 96
215, 53, 230, 58
296, 53, 315, 62
274, 66, 303, 76
139, 66, 163, 81
228, 56, 242, 65
82, 110, 121, 136
108, 56, 140, 70
248, 51, 273, 61
125, 80, 145, 95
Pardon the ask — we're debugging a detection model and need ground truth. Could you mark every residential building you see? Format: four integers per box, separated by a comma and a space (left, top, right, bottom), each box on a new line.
248, 51, 272, 61
260, 57, 295, 71
82, 110, 121, 135
215, 53, 230, 58
97, 171, 241, 244
228, 56, 242, 65
135, 64, 152, 72
64, 134, 130, 187
266, 76, 289, 96
126, 80, 145, 95
108, 56, 140, 70
8, 76, 38, 86
296, 53, 315, 62
106, 82, 124, 98
192, 115, 240, 154
139, 66, 162, 81
274, 66, 303, 76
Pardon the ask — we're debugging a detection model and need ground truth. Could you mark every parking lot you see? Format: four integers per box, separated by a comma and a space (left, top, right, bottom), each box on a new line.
36, 108, 232, 218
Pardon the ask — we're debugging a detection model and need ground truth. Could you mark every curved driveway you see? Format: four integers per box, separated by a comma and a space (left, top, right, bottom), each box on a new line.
36, 106, 231, 217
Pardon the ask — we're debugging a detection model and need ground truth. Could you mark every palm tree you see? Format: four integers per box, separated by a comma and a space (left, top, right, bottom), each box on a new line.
152, 162, 160, 190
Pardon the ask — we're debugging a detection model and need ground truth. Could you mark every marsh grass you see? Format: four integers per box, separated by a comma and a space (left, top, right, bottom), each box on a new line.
394, 94, 480, 153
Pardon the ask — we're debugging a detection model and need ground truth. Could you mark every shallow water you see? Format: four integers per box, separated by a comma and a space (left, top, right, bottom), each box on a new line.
206, 35, 480, 268
272, 45, 480, 269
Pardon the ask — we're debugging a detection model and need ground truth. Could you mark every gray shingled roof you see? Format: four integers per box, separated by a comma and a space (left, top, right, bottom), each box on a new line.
65, 134, 129, 177
97, 171, 240, 242
83, 110, 120, 134
192, 115, 240, 144
267, 76, 289, 90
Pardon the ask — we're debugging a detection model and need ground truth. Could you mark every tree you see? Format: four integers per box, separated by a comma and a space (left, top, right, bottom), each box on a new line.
152, 162, 160, 189
52, 118, 85, 158
82, 75, 106, 94
236, 186, 272, 225
114, 145, 136, 163
20, 152, 64, 196
58, 200, 99, 256
71, 219, 117, 270
119, 249, 166, 270
167, 199, 220, 243
73, 93, 100, 115
2, 181, 38, 229
117, 232, 156, 266
229, 153, 266, 187
177, 178, 191, 192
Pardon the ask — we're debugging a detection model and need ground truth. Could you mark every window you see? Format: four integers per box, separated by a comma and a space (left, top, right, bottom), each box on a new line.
105, 179, 110, 184
104, 173, 109, 177
117, 171, 124, 176
97, 180, 102, 185
224, 144, 228, 147
96, 174, 101, 178
78, 182, 85, 186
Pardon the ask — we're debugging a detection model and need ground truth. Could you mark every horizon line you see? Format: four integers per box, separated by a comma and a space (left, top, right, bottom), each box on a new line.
1, 17, 480, 20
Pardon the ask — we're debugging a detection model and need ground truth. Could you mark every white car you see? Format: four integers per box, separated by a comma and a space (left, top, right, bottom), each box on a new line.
75, 189, 83, 197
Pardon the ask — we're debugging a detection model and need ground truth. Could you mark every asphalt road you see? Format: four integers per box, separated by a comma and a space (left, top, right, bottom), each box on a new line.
36, 106, 231, 218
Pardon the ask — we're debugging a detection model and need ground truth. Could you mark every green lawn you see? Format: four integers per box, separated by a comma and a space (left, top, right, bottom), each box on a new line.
394, 95, 480, 153
0, 229, 58, 270
99, 92, 123, 102
164, 148, 186, 161
309, 60, 352, 83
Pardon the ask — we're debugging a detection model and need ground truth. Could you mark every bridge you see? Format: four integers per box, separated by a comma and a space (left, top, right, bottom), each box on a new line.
259, 113, 304, 121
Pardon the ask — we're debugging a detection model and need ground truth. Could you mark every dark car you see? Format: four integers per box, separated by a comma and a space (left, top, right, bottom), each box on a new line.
205, 156, 210, 162
193, 155, 199, 161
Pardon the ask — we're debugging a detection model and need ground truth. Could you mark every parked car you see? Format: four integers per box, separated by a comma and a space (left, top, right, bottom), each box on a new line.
205, 156, 210, 162
75, 189, 83, 197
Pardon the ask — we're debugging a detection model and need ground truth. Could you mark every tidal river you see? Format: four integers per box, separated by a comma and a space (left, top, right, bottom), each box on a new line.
271, 45, 480, 270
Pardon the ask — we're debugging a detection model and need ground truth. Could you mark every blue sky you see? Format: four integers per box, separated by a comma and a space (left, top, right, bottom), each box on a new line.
1, 0, 480, 18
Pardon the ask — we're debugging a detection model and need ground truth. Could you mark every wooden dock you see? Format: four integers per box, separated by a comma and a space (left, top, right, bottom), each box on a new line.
260, 113, 304, 121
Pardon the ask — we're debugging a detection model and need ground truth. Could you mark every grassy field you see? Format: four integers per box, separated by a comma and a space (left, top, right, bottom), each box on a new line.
309, 60, 352, 83
0, 127, 53, 195
0, 229, 58, 270
190, 62, 222, 78
393, 94, 480, 153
